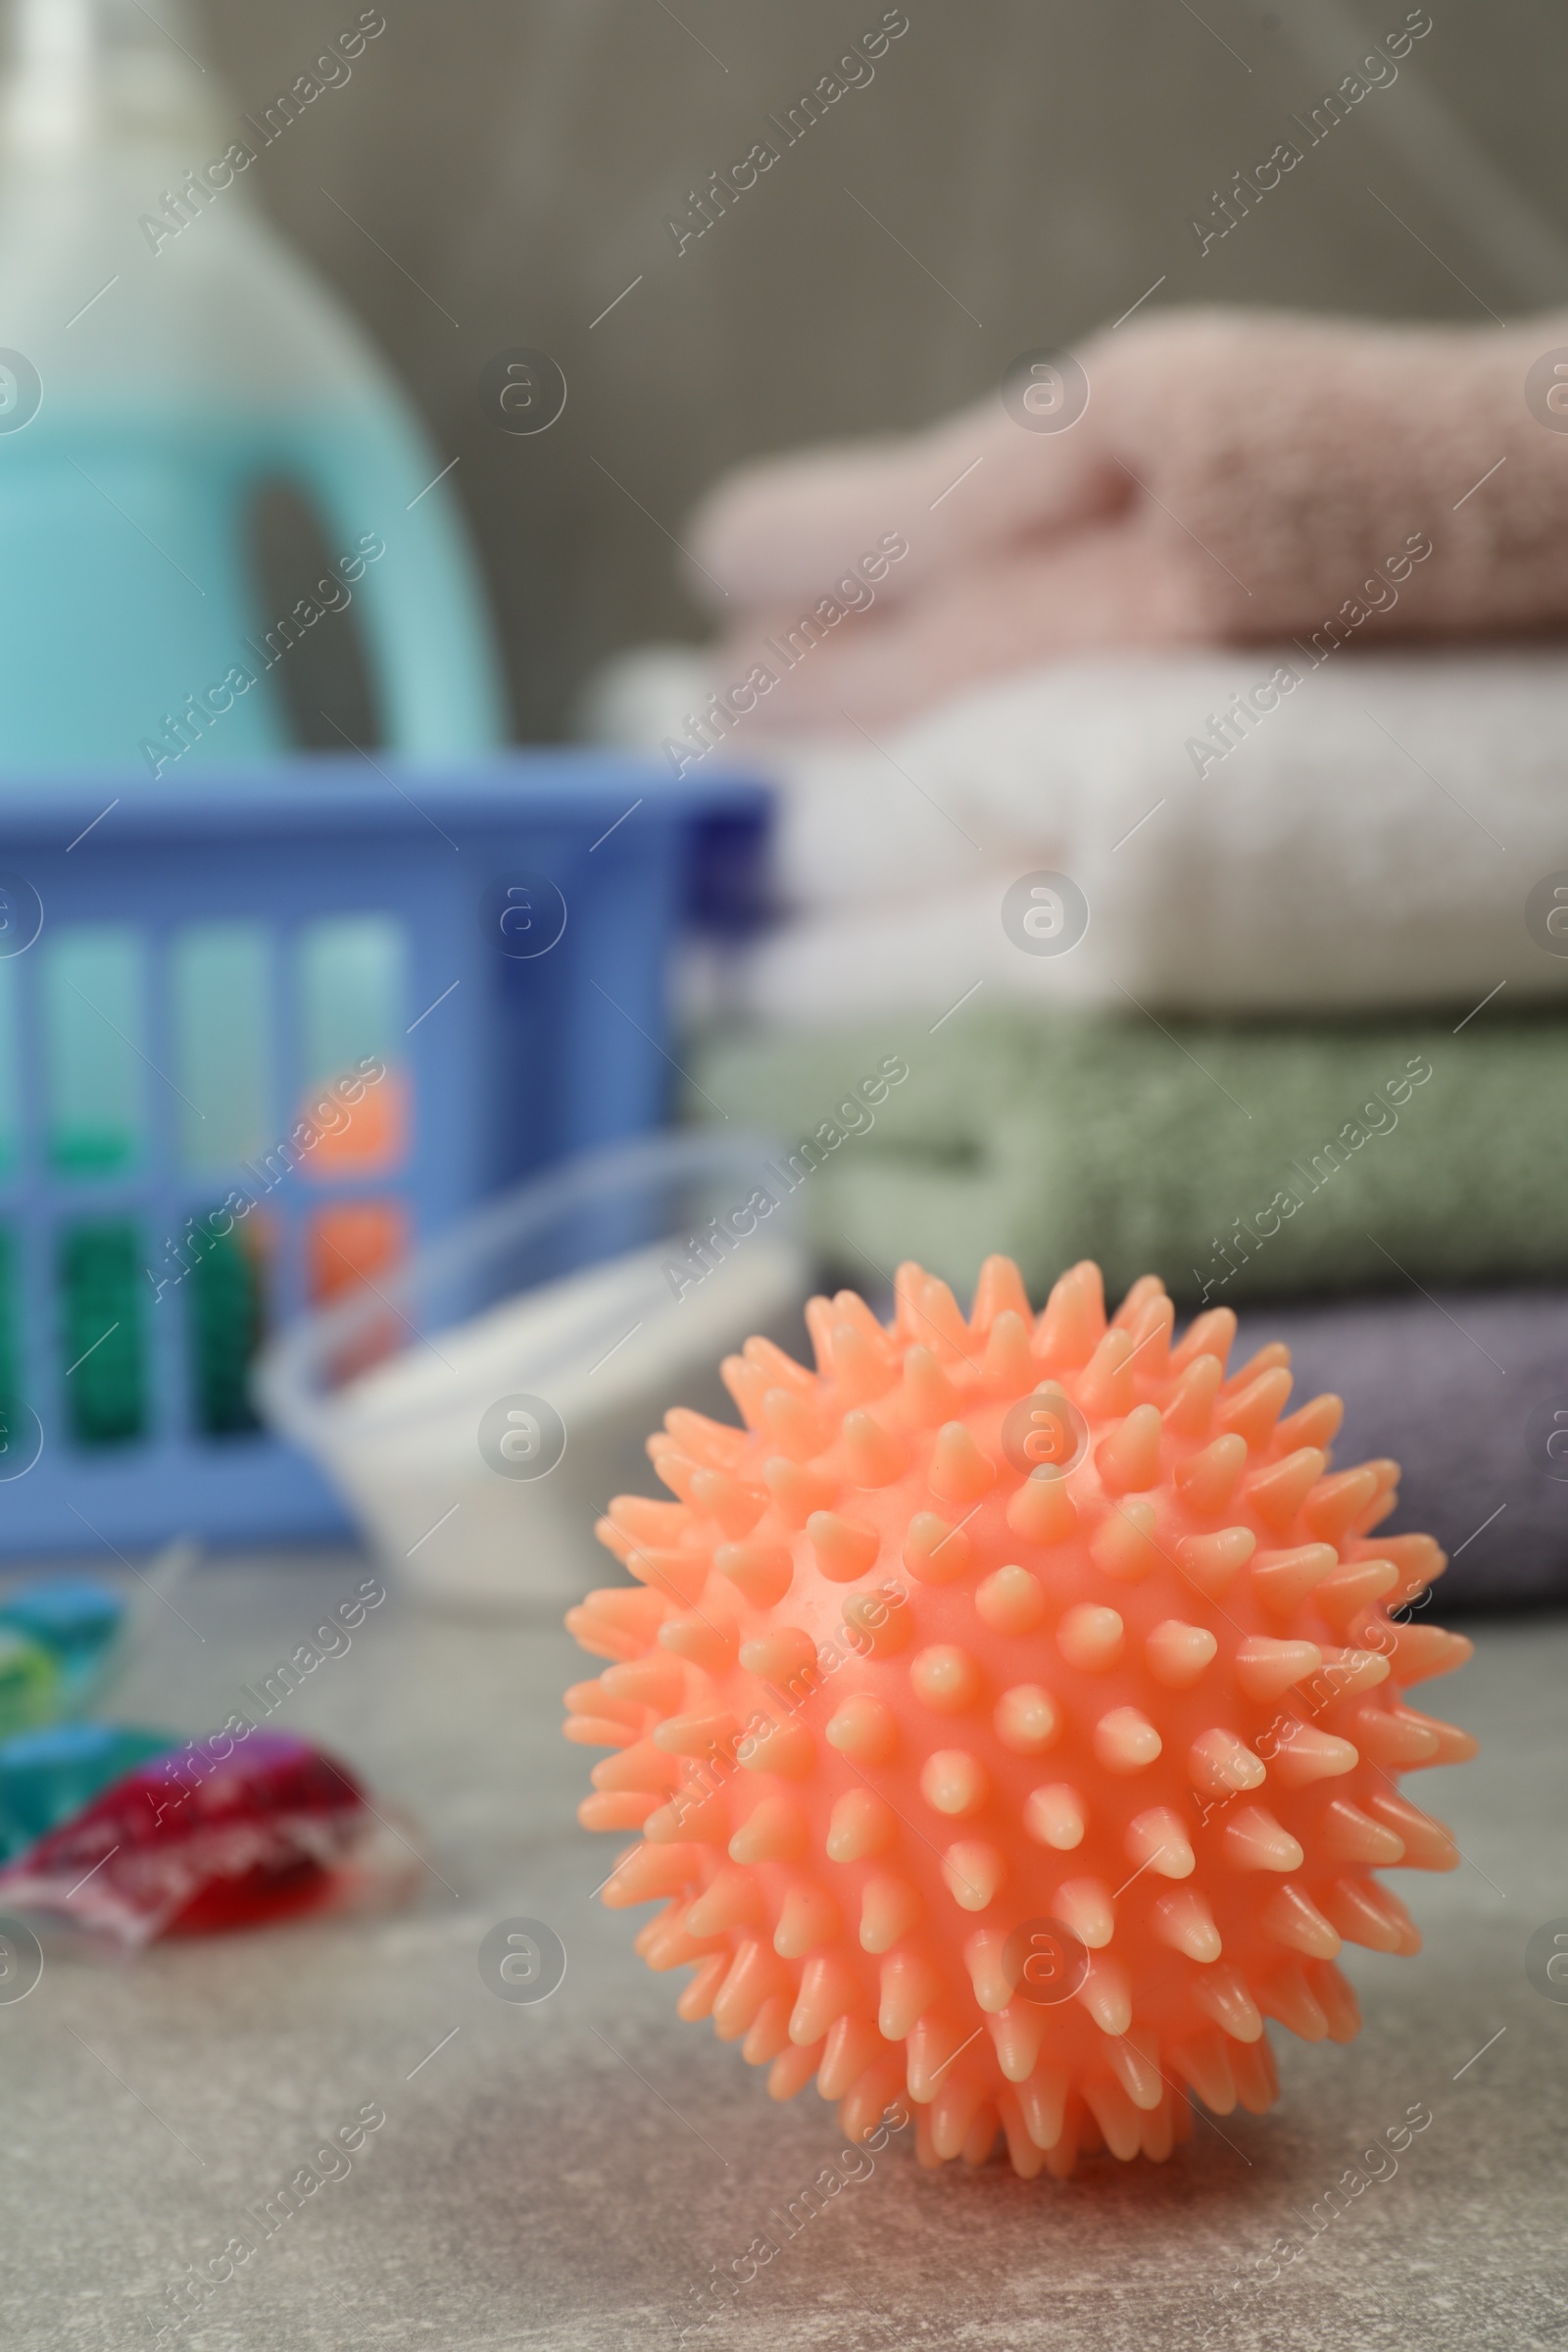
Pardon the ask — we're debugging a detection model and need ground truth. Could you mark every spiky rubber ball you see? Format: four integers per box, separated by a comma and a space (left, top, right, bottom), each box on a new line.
564, 1258, 1476, 2177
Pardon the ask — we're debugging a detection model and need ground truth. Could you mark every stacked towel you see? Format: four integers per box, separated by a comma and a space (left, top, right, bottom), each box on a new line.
691, 1006, 1568, 1308
685, 306, 1568, 730
613, 647, 1568, 1027
690, 1012, 1568, 1602
613, 304, 1568, 1603
1232, 1290, 1568, 1613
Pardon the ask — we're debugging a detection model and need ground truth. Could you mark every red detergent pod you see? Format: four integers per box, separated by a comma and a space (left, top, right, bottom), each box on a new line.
0, 1729, 405, 1947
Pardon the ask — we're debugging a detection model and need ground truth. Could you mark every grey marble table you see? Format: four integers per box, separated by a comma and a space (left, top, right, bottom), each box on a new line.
1, 1550, 1563, 2352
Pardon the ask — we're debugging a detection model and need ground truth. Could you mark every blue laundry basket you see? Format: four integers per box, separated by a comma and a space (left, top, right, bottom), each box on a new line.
0, 757, 766, 1555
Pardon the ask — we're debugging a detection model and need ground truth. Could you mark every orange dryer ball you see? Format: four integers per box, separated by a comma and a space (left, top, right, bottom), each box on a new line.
563, 1258, 1477, 2177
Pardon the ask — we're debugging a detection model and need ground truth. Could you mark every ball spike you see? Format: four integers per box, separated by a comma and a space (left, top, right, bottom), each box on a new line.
1023, 1782, 1086, 1849
773, 1886, 842, 1957
648, 1442, 698, 1502
1172, 2032, 1237, 2111
807, 1510, 881, 1583
1006, 1471, 1078, 1548
1189, 1728, 1266, 1795
1152, 1887, 1222, 1961
1104, 2035, 1165, 2112
975, 1563, 1047, 1635
1228, 2034, 1280, 2111
962, 1927, 1015, 2012
1162, 1351, 1224, 1437
1260, 1883, 1342, 1959
1076, 1955, 1133, 2037
928, 1421, 997, 1504
1215, 1366, 1293, 1447
1258, 1960, 1330, 2041
880, 1950, 943, 2039
1125, 1292, 1175, 1378
1146, 1619, 1218, 1688
1174, 1434, 1249, 1516
1170, 1306, 1236, 1375
745, 1334, 814, 1392
970, 1253, 1033, 1332
910, 1643, 984, 1713
1111, 1272, 1167, 1330
843, 1408, 909, 1488
1366, 1790, 1459, 1870
713, 1541, 793, 1609
901, 1343, 962, 1426
1054, 1877, 1114, 1947
1322, 1876, 1418, 1954
1266, 1724, 1359, 1786
826, 1788, 898, 1862
1126, 1806, 1196, 1878
564, 1586, 666, 1660
1223, 1806, 1305, 1873
817, 2013, 885, 2099
903, 1510, 973, 1585
941, 1839, 1007, 1911
657, 1612, 737, 1672
768, 2038, 824, 2100
1192, 1966, 1263, 2042
824, 1693, 899, 1763
1234, 1635, 1323, 1699
1250, 1542, 1338, 1614
980, 1309, 1035, 1396
761, 1373, 832, 1448
663, 1406, 749, 1468
1228, 1340, 1290, 1386
803, 1294, 836, 1374
1246, 1446, 1328, 1532
1035, 1263, 1103, 1369
1056, 1604, 1125, 1672
831, 1319, 900, 1403
1177, 1525, 1255, 1599
859, 1875, 923, 1951
1094, 1706, 1162, 1773
738, 1625, 816, 1688
719, 1354, 769, 1428
762, 1455, 836, 1527
1313, 1558, 1399, 1630
1303, 1465, 1383, 1543
994, 1685, 1060, 1755
1091, 1497, 1162, 1581
790, 1952, 858, 2042
728, 1795, 808, 1864
990, 2006, 1050, 2082
1096, 1401, 1163, 1494
1320, 1796, 1405, 1865
689, 1467, 767, 1537
1276, 1392, 1344, 1451
1386, 1624, 1475, 1683
1078, 1328, 1138, 1419
920, 1748, 990, 1817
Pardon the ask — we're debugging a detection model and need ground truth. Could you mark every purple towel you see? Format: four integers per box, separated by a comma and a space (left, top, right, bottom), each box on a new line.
1232, 1289, 1568, 1611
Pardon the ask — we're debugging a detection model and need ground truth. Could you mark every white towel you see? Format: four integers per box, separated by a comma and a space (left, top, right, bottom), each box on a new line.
582, 644, 1568, 1027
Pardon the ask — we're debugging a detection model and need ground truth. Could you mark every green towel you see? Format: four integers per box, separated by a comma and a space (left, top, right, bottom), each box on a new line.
689, 1007, 1568, 1306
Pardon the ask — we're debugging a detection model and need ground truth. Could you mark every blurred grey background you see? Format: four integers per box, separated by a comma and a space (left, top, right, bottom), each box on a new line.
198, 0, 1568, 739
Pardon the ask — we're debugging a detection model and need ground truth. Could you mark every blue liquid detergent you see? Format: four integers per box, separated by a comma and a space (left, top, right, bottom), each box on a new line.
0, 402, 503, 771
0, 0, 505, 774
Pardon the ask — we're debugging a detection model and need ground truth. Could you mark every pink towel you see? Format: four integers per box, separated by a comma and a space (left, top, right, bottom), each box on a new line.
686, 306, 1568, 728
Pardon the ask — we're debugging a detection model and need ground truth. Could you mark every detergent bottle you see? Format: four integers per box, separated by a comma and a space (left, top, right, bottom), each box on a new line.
0, 0, 505, 772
